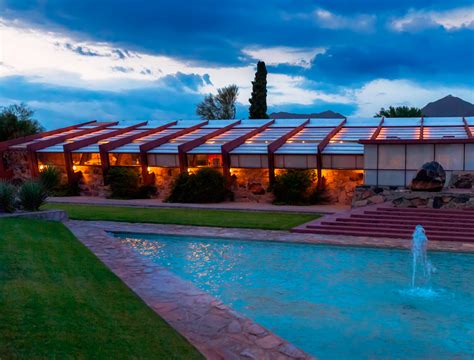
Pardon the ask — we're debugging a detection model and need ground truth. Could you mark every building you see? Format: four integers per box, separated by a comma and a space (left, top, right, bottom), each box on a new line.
1, 117, 473, 204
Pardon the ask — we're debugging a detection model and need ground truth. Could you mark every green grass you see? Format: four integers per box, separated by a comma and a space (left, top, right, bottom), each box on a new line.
44, 203, 319, 230
0, 218, 203, 359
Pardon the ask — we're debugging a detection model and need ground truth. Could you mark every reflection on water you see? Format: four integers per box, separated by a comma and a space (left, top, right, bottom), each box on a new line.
117, 233, 474, 360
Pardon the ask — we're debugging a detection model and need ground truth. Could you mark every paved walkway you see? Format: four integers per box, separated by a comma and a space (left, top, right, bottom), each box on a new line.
49, 196, 348, 214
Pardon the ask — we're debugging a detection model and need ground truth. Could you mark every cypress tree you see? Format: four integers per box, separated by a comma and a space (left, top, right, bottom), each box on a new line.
249, 61, 269, 119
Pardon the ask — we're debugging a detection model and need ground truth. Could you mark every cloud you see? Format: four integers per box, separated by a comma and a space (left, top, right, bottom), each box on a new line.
391, 6, 474, 31
241, 46, 326, 69
313, 8, 376, 32
352, 79, 474, 116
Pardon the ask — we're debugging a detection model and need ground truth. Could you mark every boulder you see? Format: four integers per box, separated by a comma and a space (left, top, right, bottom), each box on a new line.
410, 161, 446, 192
452, 174, 473, 189
248, 182, 266, 195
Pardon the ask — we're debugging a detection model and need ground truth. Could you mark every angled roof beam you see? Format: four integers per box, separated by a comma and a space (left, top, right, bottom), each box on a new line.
221, 119, 274, 178
99, 121, 177, 177
316, 118, 347, 187
62, 121, 148, 185
370, 117, 384, 140
267, 119, 310, 184
139, 120, 208, 183
26, 121, 118, 178
463, 117, 473, 139
0, 120, 97, 152
420, 116, 424, 140
178, 120, 241, 173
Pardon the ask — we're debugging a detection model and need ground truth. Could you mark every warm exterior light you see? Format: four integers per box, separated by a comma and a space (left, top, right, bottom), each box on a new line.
72, 165, 77, 171
39, 165, 45, 171
147, 167, 152, 172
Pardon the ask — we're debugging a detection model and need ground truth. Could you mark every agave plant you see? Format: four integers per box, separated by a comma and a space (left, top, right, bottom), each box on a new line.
19, 180, 47, 211
0, 180, 17, 213
39, 165, 61, 194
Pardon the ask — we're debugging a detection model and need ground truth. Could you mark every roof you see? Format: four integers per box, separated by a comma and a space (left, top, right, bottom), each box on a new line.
2, 117, 472, 157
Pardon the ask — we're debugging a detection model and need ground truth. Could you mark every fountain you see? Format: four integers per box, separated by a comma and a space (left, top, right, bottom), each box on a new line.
411, 225, 435, 289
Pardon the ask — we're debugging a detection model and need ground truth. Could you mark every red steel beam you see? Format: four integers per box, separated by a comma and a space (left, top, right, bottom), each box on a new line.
370, 117, 384, 140
139, 121, 208, 183
0, 120, 97, 152
99, 121, 177, 179
62, 121, 148, 185
420, 116, 424, 140
267, 119, 310, 184
316, 118, 347, 187
27, 121, 118, 178
463, 117, 473, 139
221, 120, 274, 178
177, 120, 241, 173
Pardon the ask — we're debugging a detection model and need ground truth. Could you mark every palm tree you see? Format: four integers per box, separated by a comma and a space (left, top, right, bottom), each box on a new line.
375, 106, 423, 118
0, 103, 43, 141
196, 85, 239, 120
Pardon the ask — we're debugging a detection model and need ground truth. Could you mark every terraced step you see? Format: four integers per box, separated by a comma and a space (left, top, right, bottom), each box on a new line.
322, 221, 474, 233
361, 210, 474, 220
347, 214, 472, 226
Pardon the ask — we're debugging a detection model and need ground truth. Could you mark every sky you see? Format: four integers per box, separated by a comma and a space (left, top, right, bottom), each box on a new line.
0, 1, 473, 129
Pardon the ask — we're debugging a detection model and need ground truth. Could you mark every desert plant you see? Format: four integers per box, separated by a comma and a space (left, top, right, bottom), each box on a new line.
106, 167, 141, 199
308, 177, 332, 204
272, 170, 313, 205
39, 165, 61, 194
167, 168, 230, 203
19, 180, 47, 211
0, 180, 17, 213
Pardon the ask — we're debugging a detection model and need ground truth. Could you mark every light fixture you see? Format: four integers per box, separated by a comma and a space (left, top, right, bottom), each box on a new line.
72, 165, 77, 171
39, 165, 45, 171
147, 167, 152, 172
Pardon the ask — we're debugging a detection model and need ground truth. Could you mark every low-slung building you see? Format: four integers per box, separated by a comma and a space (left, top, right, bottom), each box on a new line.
1, 117, 473, 203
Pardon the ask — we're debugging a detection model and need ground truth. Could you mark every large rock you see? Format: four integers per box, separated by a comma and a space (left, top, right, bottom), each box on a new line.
410, 161, 446, 192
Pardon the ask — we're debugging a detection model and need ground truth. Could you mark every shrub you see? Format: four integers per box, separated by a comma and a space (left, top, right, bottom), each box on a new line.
167, 168, 230, 203
272, 170, 331, 205
19, 180, 47, 211
272, 170, 314, 205
106, 167, 141, 199
54, 181, 81, 197
39, 165, 61, 194
0, 180, 17, 213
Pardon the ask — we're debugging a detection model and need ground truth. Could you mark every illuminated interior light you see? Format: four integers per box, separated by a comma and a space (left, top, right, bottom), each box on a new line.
287, 140, 293, 143
147, 167, 152, 172
245, 141, 253, 144
302, 141, 305, 144
339, 141, 344, 144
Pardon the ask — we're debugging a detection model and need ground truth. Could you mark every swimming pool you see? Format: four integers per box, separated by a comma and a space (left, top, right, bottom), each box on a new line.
113, 232, 474, 359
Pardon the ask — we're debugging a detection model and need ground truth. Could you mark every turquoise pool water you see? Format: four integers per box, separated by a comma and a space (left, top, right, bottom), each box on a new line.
113, 233, 474, 359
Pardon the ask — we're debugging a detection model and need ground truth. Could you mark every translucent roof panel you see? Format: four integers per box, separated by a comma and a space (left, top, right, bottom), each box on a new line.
323, 143, 365, 154
148, 128, 216, 153
189, 128, 252, 154
73, 129, 149, 153
344, 117, 380, 127
108, 121, 147, 129
466, 117, 474, 126
9, 129, 83, 150
112, 128, 181, 153
275, 127, 335, 154
307, 118, 343, 127
269, 119, 307, 128
382, 118, 422, 126
377, 127, 420, 140
171, 120, 206, 129
37, 129, 115, 153
333, 127, 375, 141
236, 119, 271, 128
202, 120, 239, 128
140, 120, 175, 129
423, 126, 467, 139
423, 117, 464, 126
231, 128, 291, 154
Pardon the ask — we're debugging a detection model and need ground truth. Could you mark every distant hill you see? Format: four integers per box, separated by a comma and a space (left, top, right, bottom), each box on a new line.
422, 95, 474, 117
269, 110, 345, 119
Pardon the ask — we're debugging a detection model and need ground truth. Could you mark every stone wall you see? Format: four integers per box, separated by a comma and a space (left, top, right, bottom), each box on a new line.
353, 185, 474, 209
75, 165, 109, 197
230, 168, 273, 202
449, 171, 474, 189
3, 150, 31, 184
322, 169, 364, 205
149, 167, 180, 199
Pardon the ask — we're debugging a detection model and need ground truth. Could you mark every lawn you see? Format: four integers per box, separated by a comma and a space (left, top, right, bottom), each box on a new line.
0, 218, 203, 359
44, 203, 319, 230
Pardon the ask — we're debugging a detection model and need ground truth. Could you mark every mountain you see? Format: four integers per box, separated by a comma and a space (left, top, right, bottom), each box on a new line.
422, 95, 474, 117
269, 110, 345, 119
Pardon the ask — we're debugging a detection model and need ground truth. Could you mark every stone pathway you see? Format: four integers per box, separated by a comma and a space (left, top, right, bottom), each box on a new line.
49, 196, 348, 214
66, 220, 314, 360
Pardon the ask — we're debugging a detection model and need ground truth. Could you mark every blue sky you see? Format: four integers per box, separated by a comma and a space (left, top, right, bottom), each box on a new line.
1, 1, 473, 129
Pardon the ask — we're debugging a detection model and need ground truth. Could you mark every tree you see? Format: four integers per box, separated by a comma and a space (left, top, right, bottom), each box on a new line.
0, 103, 43, 141
196, 85, 239, 120
375, 106, 424, 118
249, 61, 269, 119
